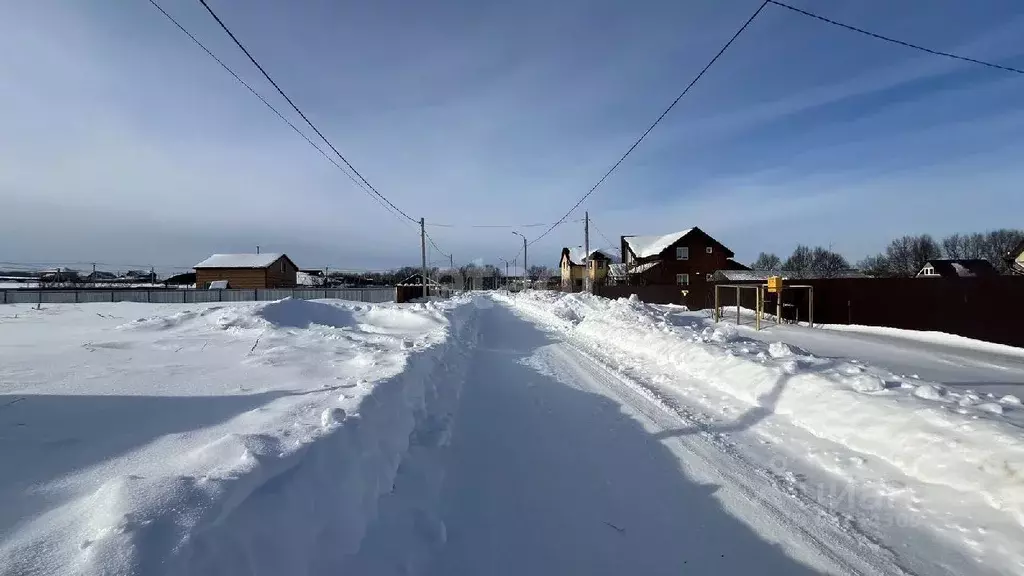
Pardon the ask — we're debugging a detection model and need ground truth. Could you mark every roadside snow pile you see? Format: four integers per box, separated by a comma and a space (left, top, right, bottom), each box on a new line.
502, 291, 1024, 526
0, 297, 480, 575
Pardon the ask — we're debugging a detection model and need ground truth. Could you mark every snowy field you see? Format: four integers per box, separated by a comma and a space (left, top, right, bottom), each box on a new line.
2, 292, 1023, 575
0, 297, 478, 575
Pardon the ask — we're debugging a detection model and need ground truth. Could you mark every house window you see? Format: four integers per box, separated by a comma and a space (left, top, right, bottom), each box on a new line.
676, 247, 689, 260
676, 273, 689, 286
706, 246, 713, 254
921, 266, 935, 276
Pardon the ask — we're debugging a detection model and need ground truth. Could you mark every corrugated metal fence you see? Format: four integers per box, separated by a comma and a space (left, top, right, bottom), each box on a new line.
0, 287, 396, 305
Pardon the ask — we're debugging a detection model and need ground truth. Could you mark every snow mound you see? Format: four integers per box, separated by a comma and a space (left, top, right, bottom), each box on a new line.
844, 373, 886, 393
0, 296, 480, 575
768, 341, 793, 358
504, 291, 1024, 526
257, 298, 357, 329
912, 384, 945, 401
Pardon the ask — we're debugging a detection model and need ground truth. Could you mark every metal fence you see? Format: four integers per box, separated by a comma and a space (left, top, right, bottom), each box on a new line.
0, 287, 396, 305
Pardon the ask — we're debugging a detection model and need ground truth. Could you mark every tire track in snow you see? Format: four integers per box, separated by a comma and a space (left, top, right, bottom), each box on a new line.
535, 341, 911, 576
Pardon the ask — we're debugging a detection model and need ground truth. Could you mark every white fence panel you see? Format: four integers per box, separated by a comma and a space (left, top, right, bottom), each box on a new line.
149, 291, 186, 304
2, 286, 400, 306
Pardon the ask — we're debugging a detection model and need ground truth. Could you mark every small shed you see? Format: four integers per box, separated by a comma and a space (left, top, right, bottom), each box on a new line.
396, 274, 444, 303
194, 253, 299, 289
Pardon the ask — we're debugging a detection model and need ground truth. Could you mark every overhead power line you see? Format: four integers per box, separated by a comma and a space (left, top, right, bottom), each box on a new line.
767, 0, 1024, 75
528, 0, 770, 247
423, 231, 451, 260
425, 218, 585, 229
194, 0, 418, 223
148, 0, 414, 227
590, 221, 616, 249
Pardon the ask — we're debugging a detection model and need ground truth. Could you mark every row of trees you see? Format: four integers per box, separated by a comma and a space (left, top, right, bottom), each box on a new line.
752, 229, 1024, 278
751, 246, 851, 278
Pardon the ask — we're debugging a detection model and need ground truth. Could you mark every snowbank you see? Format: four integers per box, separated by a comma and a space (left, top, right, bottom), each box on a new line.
502, 291, 1024, 527
0, 297, 481, 575
818, 323, 1024, 359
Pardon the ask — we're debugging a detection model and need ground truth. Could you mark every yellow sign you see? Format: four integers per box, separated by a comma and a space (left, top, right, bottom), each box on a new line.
767, 276, 782, 293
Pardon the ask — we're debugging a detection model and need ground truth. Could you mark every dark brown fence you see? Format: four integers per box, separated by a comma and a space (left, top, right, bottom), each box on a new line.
599, 277, 1024, 348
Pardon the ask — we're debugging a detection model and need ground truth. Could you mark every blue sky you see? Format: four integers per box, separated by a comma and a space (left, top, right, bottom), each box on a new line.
1, 0, 1022, 273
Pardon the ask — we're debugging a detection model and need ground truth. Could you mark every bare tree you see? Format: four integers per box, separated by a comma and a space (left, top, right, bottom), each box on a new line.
857, 254, 891, 277
527, 265, 549, 280
983, 229, 1024, 273
883, 234, 941, 277
809, 247, 850, 278
941, 232, 986, 260
782, 245, 814, 274
751, 252, 781, 271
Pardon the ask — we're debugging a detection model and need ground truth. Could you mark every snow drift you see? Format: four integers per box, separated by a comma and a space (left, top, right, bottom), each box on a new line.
0, 297, 481, 575
502, 291, 1024, 527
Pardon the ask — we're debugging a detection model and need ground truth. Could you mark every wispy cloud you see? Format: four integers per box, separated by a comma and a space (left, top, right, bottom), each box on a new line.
1, 0, 1022, 270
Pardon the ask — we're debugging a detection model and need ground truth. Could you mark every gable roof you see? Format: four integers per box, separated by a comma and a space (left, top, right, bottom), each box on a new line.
194, 253, 292, 269
920, 259, 998, 278
623, 229, 693, 259
622, 227, 734, 259
561, 247, 620, 266
397, 273, 444, 287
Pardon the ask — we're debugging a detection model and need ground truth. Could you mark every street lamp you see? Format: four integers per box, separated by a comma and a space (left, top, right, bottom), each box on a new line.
498, 257, 510, 291
512, 231, 527, 291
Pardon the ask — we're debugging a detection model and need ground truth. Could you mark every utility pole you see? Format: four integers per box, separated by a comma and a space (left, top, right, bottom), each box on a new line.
584, 211, 590, 293
256, 245, 260, 254
420, 218, 428, 299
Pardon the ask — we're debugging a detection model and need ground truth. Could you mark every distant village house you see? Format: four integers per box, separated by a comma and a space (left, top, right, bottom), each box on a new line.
193, 253, 298, 289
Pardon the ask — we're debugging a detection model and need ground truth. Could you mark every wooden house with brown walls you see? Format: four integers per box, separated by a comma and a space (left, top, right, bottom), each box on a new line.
193, 253, 299, 289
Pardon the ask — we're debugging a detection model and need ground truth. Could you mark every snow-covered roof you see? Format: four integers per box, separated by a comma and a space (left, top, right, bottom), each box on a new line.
194, 253, 285, 269
623, 229, 693, 259
396, 273, 444, 287
609, 261, 660, 277
920, 259, 997, 278
714, 269, 870, 281
567, 247, 620, 264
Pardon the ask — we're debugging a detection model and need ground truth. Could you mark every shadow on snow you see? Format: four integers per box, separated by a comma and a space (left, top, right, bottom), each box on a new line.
425, 305, 818, 576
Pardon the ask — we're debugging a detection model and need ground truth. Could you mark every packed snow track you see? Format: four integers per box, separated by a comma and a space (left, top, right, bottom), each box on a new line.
2, 294, 1022, 575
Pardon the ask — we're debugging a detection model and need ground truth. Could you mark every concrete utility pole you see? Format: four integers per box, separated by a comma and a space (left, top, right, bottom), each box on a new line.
420, 218, 428, 299
584, 211, 590, 293
512, 231, 527, 291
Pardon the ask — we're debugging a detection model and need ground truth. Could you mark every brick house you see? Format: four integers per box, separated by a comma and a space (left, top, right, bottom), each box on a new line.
618, 228, 741, 308
193, 253, 298, 289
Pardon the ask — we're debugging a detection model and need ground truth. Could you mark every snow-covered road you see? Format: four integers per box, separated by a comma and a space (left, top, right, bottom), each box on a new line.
3, 295, 1023, 575
420, 304, 893, 575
